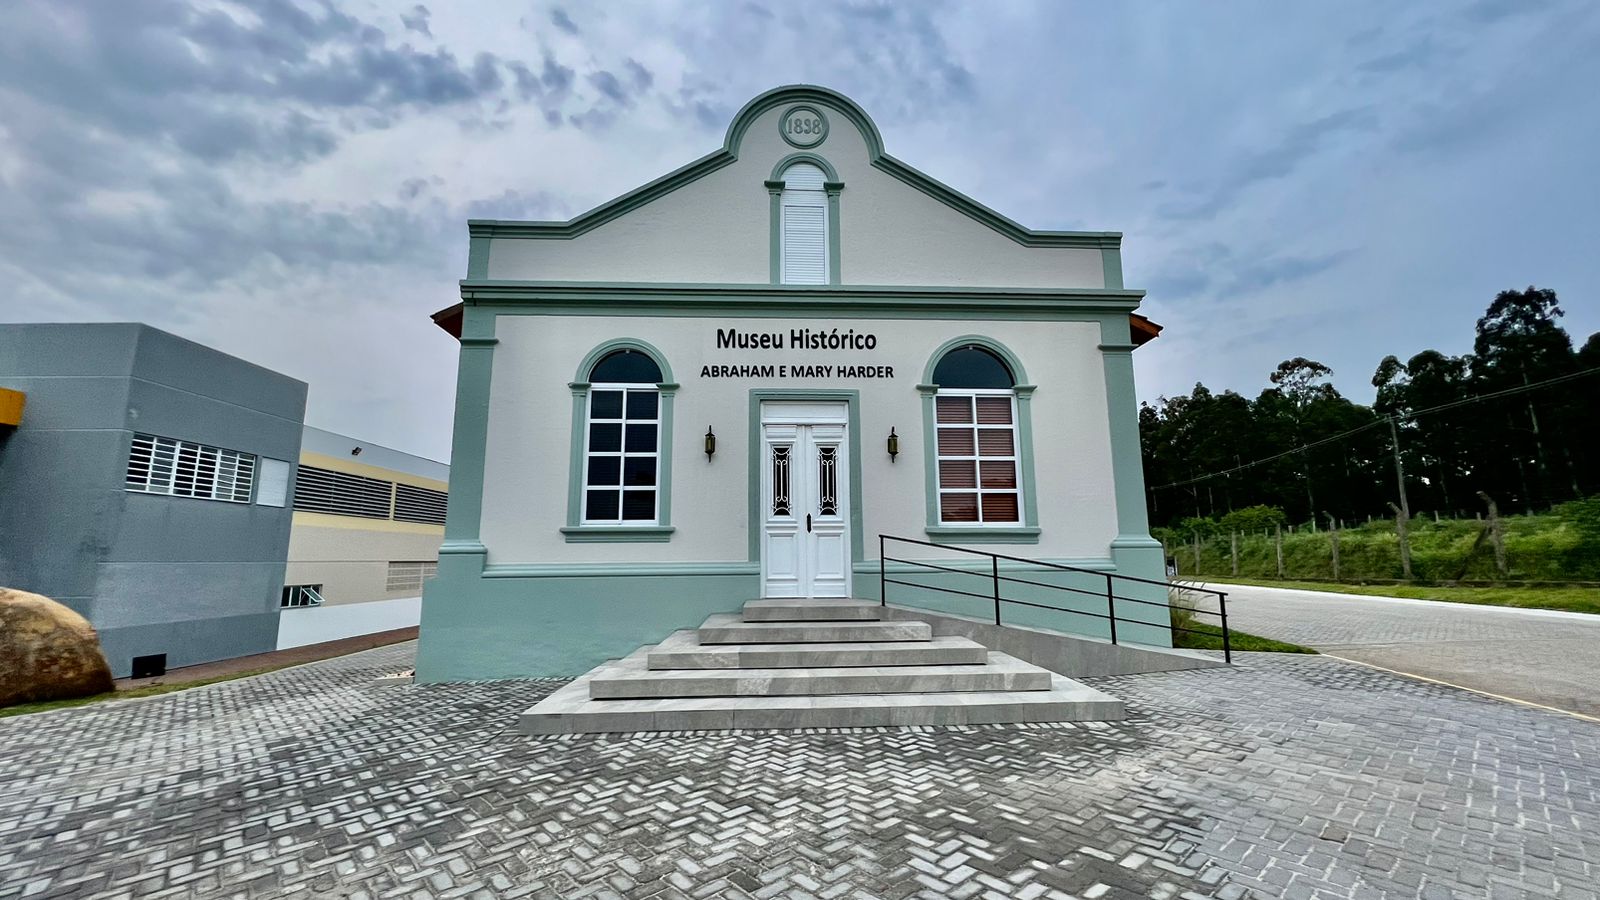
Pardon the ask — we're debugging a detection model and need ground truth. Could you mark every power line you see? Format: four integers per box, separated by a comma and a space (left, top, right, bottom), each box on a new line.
1147, 364, 1600, 492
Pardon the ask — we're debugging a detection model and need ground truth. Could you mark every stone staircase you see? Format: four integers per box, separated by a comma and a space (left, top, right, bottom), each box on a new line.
519, 599, 1125, 734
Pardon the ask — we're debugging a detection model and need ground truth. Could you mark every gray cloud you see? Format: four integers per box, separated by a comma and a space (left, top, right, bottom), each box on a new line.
550, 7, 580, 35
400, 5, 432, 36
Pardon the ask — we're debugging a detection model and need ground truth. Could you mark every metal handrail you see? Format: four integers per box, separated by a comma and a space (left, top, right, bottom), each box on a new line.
878, 534, 1232, 663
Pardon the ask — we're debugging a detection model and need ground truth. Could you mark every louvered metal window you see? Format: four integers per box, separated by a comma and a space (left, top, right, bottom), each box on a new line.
385, 560, 438, 593
394, 483, 448, 525
280, 584, 325, 608
935, 391, 1023, 524
780, 163, 828, 284
292, 465, 393, 519
126, 434, 256, 503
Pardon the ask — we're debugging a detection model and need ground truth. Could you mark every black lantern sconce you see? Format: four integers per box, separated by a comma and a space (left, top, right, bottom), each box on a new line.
704, 426, 716, 459
887, 427, 899, 462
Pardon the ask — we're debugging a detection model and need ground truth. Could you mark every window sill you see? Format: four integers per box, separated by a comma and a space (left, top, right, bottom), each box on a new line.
561, 525, 676, 543
925, 526, 1041, 544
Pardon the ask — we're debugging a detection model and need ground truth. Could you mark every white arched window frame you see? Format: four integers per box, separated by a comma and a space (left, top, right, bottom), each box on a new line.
766, 156, 842, 285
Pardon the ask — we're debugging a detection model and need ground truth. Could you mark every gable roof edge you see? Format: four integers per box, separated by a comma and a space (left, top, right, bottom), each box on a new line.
469, 84, 1121, 250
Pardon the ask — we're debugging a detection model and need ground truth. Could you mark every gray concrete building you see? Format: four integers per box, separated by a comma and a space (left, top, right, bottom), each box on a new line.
0, 323, 306, 677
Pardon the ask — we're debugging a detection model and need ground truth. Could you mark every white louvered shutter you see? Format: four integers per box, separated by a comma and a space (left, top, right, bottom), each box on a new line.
780, 163, 828, 284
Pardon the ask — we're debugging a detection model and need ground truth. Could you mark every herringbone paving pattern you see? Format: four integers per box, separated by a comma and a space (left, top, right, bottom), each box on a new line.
1, 643, 1596, 899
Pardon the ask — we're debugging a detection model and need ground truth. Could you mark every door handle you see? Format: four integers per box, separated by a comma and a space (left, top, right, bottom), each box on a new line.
806, 514, 812, 532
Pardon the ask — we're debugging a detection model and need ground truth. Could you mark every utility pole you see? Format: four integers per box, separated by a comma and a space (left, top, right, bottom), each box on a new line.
1387, 416, 1412, 523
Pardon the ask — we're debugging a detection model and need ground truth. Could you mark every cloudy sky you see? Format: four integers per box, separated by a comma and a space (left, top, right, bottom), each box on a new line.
2, 0, 1595, 462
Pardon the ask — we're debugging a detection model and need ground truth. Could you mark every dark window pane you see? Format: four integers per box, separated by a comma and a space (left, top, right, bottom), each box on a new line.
589, 423, 622, 452
624, 457, 656, 486
981, 493, 1019, 522
622, 490, 656, 520
978, 429, 1014, 456
980, 461, 1016, 489
626, 423, 658, 452
587, 456, 620, 486
625, 390, 658, 420
590, 349, 662, 384
591, 390, 623, 419
940, 492, 979, 522
933, 346, 1014, 389
976, 397, 1013, 425
586, 489, 619, 520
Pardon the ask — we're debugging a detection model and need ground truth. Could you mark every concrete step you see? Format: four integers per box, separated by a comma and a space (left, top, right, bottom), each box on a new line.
592, 651, 1049, 699
647, 630, 989, 670
741, 598, 881, 622
521, 650, 1124, 734
698, 613, 930, 645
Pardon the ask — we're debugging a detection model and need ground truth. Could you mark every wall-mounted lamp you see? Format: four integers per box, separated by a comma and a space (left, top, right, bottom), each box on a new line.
704, 426, 716, 459
887, 427, 899, 462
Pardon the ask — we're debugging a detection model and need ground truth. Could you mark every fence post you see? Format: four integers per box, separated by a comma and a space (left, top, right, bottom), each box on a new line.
1478, 491, 1508, 578
1218, 591, 1231, 665
1105, 573, 1118, 645
1274, 523, 1285, 579
1388, 502, 1413, 580
1325, 512, 1340, 581
1192, 532, 1202, 575
992, 556, 1001, 625
879, 534, 887, 606
1230, 531, 1239, 577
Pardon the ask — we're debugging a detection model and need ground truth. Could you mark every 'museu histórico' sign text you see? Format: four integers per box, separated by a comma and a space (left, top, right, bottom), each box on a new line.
699, 327, 896, 380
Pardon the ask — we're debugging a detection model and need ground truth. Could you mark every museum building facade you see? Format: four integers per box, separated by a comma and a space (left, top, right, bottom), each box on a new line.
416, 85, 1165, 681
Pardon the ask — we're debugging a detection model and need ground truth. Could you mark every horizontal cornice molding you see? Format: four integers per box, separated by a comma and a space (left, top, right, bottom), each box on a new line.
466, 84, 1123, 251
457, 280, 1145, 314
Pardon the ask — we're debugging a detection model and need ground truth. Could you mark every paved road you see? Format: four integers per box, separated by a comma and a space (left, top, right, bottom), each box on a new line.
3, 642, 1598, 899
1190, 582, 1600, 718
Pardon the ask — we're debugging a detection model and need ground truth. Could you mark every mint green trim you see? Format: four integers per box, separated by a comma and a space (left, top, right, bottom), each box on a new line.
440, 309, 497, 546
564, 339, 677, 535
466, 85, 1122, 250
919, 337, 1039, 533
767, 181, 782, 283
922, 526, 1042, 544
745, 390, 865, 566
571, 337, 676, 384
919, 334, 1032, 385
1097, 315, 1158, 551
826, 184, 842, 285
767, 157, 844, 286
769, 152, 839, 182
779, 104, 829, 149
460, 281, 1144, 319
438, 540, 488, 556
1100, 246, 1123, 290
484, 560, 758, 578
466, 236, 490, 279
560, 525, 676, 543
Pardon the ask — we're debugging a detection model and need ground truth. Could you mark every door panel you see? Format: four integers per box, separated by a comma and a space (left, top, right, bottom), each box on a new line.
760, 407, 851, 598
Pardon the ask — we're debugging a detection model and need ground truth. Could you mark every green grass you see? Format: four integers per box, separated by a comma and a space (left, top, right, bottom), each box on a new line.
1170, 606, 1316, 654
0, 664, 301, 718
1201, 577, 1600, 615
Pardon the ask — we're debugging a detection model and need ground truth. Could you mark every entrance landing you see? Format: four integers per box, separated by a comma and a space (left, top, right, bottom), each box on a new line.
519, 599, 1124, 734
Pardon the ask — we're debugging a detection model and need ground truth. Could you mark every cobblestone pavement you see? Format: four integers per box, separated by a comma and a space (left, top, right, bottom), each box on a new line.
1188, 582, 1600, 717
2, 643, 1597, 900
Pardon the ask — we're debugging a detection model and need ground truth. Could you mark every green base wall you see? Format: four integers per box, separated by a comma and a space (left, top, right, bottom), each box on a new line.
414, 553, 758, 681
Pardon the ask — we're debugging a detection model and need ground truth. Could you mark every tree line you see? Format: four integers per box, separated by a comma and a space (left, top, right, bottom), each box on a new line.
1140, 287, 1600, 529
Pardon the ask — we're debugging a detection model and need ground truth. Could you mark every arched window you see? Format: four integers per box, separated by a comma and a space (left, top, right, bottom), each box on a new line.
583, 349, 663, 524
932, 345, 1022, 524
779, 162, 828, 284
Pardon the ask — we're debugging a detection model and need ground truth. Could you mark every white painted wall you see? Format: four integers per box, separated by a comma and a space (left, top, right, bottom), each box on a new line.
485, 100, 1106, 289
478, 314, 1119, 565
275, 595, 420, 650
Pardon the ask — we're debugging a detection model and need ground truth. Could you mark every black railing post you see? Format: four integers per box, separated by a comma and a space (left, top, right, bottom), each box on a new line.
1105, 573, 1118, 645
992, 555, 1001, 625
1219, 591, 1231, 664
879, 535, 886, 607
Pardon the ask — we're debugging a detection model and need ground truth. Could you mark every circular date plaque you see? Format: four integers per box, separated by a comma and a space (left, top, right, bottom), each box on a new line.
779, 105, 829, 148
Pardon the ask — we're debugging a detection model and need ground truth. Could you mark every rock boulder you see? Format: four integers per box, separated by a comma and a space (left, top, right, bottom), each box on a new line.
0, 588, 115, 707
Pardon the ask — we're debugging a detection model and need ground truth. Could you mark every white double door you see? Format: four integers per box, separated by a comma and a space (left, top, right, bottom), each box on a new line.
760, 402, 851, 598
